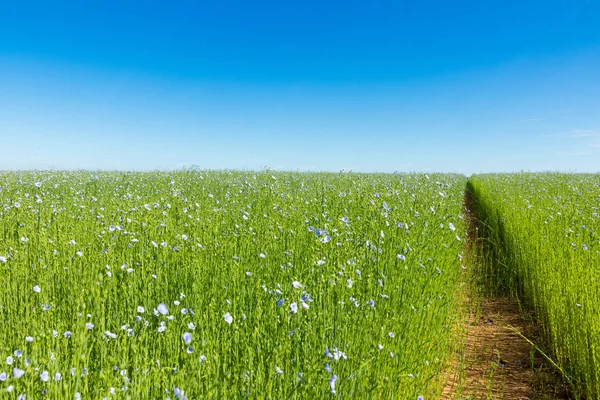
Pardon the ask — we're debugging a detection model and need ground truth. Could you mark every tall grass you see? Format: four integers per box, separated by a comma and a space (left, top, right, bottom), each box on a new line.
0, 170, 466, 399
468, 172, 600, 398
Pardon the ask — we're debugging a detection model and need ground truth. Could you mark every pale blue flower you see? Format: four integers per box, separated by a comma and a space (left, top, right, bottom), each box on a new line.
329, 375, 338, 395
157, 304, 168, 315
183, 332, 192, 345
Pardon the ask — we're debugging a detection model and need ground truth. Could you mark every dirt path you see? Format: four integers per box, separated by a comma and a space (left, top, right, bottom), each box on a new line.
442, 190, 570, 399
448, 298, 570, 399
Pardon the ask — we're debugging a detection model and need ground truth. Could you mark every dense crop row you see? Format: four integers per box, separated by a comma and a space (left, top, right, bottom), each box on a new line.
0, 171, 466, 399
468, 173, 600, 399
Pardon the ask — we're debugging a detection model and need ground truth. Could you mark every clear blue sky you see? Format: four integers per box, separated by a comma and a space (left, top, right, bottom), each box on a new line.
1, 0, 599, 174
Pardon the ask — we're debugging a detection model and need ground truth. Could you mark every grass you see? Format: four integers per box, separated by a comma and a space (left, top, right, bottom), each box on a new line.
468, 172, 600, 399
0, 170, 467, 399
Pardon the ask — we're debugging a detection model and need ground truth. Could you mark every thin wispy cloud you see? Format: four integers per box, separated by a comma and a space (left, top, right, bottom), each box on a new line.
564, 129, 600, 138
544, 128, 600, 138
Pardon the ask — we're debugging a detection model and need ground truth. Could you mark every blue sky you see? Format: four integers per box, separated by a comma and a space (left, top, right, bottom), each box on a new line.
1, 0, 599, 174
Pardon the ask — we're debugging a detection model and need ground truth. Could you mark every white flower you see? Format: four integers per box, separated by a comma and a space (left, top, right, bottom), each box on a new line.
85, 322, 94, 330
224, 312, 233, 324
54, 372, 62, 381
449, 223, 456, 231
275, 366, 283, 374
188, 322, 196, 330
13, 368, 25, 378
40, 371, 49, 382
0, 256, 6, 263
105, 331, 117, 339
332, 349, 347, 360
25, 336, 33, 342
292, 281, 303, 289
137, 306, 145, 313
325, 347, 347, 360
0, 372, 6, 381
33, 285, 41, 293
290, 302, 298, 314
6, 356, 13, 365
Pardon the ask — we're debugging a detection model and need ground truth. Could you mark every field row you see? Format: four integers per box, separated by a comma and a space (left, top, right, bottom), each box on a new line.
0, 171, 466, 399
469, 173, 600, 399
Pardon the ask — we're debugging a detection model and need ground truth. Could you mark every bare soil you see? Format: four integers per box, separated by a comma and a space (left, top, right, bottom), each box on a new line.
443, 297, 571, 399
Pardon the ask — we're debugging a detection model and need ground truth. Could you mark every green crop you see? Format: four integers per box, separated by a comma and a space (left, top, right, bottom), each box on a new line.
0, 170, 466, 399
468, 172, 600, 399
